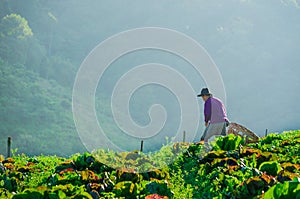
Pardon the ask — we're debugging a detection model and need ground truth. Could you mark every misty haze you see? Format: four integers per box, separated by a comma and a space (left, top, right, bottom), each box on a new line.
0, 0, 299, 156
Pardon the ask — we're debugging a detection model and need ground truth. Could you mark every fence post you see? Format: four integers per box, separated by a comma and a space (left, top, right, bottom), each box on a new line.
265, 129, 268, 137
140, 140, 144, 152
7, 137, 11, 158
183, 131, 186, 142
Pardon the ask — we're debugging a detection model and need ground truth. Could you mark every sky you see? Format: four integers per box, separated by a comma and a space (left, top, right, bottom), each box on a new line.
86, 0, 300, 138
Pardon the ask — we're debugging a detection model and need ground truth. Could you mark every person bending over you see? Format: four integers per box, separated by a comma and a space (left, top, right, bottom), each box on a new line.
197, 88, 229, 143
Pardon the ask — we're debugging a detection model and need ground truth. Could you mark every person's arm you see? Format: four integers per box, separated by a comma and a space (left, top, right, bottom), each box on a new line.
204, 99, 211, 125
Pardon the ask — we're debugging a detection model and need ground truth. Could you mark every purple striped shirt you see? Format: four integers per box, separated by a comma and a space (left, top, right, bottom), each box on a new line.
204, 97, 228, 124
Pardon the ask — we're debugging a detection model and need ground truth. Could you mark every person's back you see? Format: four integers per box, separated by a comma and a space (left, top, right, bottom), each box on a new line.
207, 97, 228, 124
198, 88, 229, 142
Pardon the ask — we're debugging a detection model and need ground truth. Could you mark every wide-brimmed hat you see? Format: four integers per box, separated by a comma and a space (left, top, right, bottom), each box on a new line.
197, 88, 212, 97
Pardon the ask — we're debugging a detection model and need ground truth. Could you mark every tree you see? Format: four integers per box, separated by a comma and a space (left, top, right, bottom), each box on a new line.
0, 13, 33, 65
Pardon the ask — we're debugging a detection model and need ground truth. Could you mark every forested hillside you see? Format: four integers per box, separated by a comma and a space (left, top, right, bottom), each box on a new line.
0, 2, 87, 155
0, 0, 300, 156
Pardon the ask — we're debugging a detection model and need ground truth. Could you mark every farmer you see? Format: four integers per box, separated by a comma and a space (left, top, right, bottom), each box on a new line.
197, 88, 229, 143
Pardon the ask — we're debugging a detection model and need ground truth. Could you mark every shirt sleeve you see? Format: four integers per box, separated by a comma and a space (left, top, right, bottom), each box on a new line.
204, 99, 211, 123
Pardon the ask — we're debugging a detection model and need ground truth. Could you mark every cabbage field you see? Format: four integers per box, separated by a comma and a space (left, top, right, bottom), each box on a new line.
0, 130, 299, 199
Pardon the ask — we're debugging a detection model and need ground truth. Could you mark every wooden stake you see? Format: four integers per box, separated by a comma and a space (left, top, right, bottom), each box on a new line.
183, 131, 186, 142
7, 137, 11, 158
140, 140, 144, 152
265, 129, 268, 137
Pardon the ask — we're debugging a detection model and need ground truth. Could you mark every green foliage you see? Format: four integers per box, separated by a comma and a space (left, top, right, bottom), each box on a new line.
0, 14, 33, 65
145, 180, 173, 197
214, 133, 244, 151
0, 61, 85, 156
259, 161, 282, 176
41, 55, 76, 87
169, 130, 300, 198
0, 130, 299, 198
169, 170, 193, 199
12, 190, 43, 199
264, 181, 300, 199
0, 13, 32, 39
